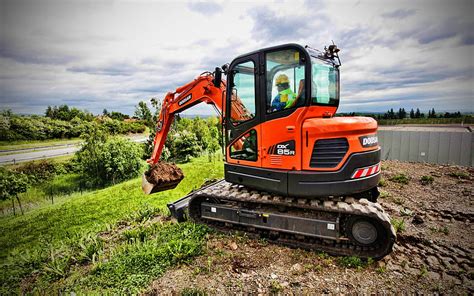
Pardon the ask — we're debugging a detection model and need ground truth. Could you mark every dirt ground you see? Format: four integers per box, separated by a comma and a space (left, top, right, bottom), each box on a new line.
145, 160, 473, 295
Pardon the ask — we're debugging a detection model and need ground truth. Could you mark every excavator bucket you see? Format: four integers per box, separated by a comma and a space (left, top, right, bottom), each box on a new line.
142, 161, 184, 195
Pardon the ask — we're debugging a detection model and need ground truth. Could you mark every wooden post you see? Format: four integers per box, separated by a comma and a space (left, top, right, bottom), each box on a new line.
15, 196, 24, 215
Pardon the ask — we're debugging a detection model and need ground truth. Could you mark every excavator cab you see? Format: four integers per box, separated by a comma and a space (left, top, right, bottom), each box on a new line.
223, 44, 379, 200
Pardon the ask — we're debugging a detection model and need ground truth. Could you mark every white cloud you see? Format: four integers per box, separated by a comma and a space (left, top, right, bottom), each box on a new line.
0, 0, 472, 115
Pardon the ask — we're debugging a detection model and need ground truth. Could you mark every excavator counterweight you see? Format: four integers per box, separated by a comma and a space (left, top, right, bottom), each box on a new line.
141, 43, 396, 259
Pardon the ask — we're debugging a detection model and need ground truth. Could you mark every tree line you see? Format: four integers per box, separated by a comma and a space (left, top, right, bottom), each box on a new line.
378, 108, 463, 120
0, 107, 146, 141
339, 108, 469, 122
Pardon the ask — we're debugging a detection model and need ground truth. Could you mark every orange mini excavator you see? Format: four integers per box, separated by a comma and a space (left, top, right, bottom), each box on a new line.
142, 43, 395, 259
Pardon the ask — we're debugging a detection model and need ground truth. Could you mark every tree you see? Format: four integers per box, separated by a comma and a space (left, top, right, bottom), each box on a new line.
45, 106, 54, 118
0, 168, 28, 215
428, 108, 436, 118
170, 130, 202, 162
409, 109, 415, 119
75, 124, 142, 187
103, 109, 109, 116
110, 111, 129, 121
134, 101, 153, 126
397, 108, 406, 119
415, 108, 421, 118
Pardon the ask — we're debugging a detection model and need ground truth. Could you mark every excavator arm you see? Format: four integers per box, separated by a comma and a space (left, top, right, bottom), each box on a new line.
142, 71, 251, 194
148, 73, 225, 165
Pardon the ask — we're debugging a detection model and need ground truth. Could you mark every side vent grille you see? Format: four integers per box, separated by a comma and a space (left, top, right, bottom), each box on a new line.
310, 138, 349, 168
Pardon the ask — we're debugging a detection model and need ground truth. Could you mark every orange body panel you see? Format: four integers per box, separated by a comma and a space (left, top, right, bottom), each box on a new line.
226, 106, 379, 172
301, 116, 378, 171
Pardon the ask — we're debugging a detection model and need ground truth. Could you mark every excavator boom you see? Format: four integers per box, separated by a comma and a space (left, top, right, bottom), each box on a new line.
142, 72, 253, 194
142, 73, 224, 194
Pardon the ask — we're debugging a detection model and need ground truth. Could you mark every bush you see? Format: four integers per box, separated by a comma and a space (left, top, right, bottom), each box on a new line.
0, 109, 146, 141
75, 126, 143, 187
420, 175, 434, 185
391, 218, 406, 233
14, 160, 57, 184
337, 256, 365, 269
0, 167, 29, 214
390, 173, 409, 184
144, 116, 221, 163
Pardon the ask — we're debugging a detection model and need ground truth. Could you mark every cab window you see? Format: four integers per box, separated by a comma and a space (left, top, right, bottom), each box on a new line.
230, 129, 257, 161
266, 49, 306, 113
230, 61, 256, 125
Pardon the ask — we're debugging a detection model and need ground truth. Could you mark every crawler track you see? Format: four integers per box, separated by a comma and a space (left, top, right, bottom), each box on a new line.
187, 180, 396, 259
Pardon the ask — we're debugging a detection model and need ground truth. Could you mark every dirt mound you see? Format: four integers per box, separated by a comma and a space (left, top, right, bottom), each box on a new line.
145, 161, 184, 185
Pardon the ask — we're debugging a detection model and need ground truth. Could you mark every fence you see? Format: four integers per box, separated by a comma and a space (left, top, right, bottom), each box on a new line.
378, 126, 473, 167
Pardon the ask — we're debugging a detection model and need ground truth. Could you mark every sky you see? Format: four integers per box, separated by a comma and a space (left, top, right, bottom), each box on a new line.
0, 0, 473, 116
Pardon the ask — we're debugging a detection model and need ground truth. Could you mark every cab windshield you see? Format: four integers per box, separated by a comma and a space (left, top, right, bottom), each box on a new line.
311, 57, 339, 106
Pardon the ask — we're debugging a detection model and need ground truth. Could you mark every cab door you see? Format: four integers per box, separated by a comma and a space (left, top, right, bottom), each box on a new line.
225, 54, 262, 168
259, 45, 310, 171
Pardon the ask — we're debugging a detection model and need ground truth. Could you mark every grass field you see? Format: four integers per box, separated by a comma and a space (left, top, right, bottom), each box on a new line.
0, 133, 148, 153
376, 116, 473, 126
0, 156, 76, 214
0, 155, 224, 294
0, 138, 82, 152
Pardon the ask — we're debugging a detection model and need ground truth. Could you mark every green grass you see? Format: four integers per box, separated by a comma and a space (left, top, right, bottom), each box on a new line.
337, 256, 374, 270
377, 116, 473, 126
448, 171, 470, 180
75, 222, 209, 294
420, 175, 434, 185
0, 133, 147, 153
0, 172, 83, 213
391, 218, 406, 233
0, 138, 82, 151
0, 155, 223, 294
390, 173, 410, 184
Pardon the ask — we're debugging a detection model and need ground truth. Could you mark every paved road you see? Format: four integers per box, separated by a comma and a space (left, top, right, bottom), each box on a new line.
0, 137, 147, 165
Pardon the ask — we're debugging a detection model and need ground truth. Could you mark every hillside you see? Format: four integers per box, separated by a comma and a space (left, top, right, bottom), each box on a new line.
1, 158, 472, 294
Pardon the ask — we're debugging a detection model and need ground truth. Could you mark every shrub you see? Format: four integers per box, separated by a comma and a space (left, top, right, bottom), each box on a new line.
75, 126, 142, 187
448, 171, 470, 180
420, 175, 434, 185
337, 256, 364, 269
390, 173, 409, 184
391, 218, 406, 233
14, 160, 57, 184
169, 130, 202, 162
0, 167, 29, 214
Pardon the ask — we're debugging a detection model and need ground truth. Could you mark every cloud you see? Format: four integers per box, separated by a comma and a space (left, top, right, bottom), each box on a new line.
0, 0, 473, 116
397, 18, 473, 45
381, 9, 416, 19
187, 1, 223, 16
67, 63, 139, 76
0, 38, 76, 65
249, 6, 318, 43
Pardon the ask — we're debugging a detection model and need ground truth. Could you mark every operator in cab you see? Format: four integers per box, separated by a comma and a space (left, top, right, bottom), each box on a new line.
271, 74, 297, 112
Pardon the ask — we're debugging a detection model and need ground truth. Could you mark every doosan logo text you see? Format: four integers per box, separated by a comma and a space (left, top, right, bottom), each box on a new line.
178, 94, 192, 106
360, 135, 378, 147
